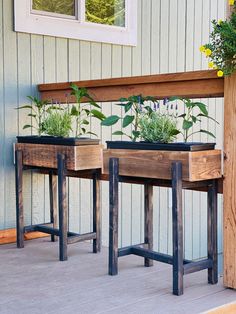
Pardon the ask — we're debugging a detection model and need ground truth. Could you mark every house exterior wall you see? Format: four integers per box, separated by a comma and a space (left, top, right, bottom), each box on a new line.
0, 0, 225, 260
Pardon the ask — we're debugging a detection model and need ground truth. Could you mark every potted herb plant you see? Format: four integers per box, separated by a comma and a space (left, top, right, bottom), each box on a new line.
15, 84, 105, 171
101, 95, 222, 181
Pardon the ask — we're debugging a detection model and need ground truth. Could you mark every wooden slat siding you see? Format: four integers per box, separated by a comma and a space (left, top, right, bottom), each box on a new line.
3, 0, 18, 229
0, 0, 4, 229
17, 33, 32, 228
31, 35, 46, 226
39, 71, 224, 104
80, 41, 92, 236
0, 0, 225, 263
131, 0, 143, 247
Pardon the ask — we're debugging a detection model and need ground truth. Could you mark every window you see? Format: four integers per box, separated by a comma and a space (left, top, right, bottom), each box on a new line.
14, 0, 137, 46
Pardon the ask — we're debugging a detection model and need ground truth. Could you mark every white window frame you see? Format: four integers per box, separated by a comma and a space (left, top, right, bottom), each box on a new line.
14, 0, 137, 46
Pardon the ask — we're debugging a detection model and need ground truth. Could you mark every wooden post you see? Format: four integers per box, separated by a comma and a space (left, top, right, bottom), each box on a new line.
15, 150, 24, 248
144, 184, 153, 267
223, 1, 236, 288
172, 162, 184, 296
108, 158, 119, 276
49, 171, 57, 242
57, 153, 68, 261
93, 171, 101, 253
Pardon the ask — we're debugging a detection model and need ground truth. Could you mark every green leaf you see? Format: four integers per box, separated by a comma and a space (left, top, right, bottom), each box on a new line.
90, 109, 106, 120
71, 106, 79, 116
168, 96, 182, 102
183, 120, 193, 130
197, 113, 219, 124
15, 105, 33, 110
191, 116, 197, 123
199, 129, 216, 138
101, 115, 120, 126
112, 131, 125, 136
124, 102, 133, 113
86, 131, 98, 137
178, 113, 186, 118
122, 115, 135, 128
27, 113, 37, 118
89, 100, 101, 108
132, 130, 140, 140
82, 119, 89, 125
23, 124, 32, 129
170, 129, 180, 136
119, 97, 128, 102
193, 102, 208, 115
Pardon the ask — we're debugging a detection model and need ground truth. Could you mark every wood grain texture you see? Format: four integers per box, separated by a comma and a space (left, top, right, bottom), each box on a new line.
223, 73, 236, 288
39, 70, 224, 103
0, 228, 49, 245
103, 149, 222, 182
15, 143, 103, 171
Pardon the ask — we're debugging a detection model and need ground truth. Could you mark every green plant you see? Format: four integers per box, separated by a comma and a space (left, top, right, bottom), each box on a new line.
200, 2, 236, 76
41, 109, 72, 137
139, 112, 179, 143
16, 96, 49, 135
168, 97, 218, 142
101, 95, 157, 141
70, 83, 105, 137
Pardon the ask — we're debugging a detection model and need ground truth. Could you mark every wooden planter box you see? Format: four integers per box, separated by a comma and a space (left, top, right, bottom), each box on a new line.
103, 149, 222, 182
15, 142, 103, 171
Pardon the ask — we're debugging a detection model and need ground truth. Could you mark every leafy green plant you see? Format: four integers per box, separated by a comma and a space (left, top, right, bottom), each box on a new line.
200, 2, 236, 76
101, 95, 157, 141
168, 97, 218, 142
41, 109, 72, 137
16, 96, 49, 135
139, 112, 179, 143
70, 83, 105, 138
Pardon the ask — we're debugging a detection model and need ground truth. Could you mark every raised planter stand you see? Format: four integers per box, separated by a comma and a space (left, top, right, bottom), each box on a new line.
103, 148, 222, 295
15, 139, 103, 261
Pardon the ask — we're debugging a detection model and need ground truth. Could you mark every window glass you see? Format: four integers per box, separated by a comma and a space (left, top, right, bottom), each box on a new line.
32, 0, 75, 16
85, 0, 125, 27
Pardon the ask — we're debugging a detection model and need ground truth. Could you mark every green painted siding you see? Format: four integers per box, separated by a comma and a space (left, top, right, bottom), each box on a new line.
0, 0, 224, 260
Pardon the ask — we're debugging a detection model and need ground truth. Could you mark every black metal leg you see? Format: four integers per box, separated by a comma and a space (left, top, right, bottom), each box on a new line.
15, 150, 24, 248
144, 184, 153, 267
109, 158, 119, 276
93, 171, 101, 253
58, 153, 68, 261
172, 162, 184, 296
49, 171, 57, 242
208, 179, 218, 284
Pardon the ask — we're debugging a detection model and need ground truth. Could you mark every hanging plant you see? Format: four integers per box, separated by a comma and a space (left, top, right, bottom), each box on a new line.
200, 0, 236, 77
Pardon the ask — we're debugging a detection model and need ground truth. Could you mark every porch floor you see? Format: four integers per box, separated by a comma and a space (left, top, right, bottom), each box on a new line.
1, 238, 236, 314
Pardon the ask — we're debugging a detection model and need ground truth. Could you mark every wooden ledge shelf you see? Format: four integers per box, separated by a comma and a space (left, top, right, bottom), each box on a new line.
38, 70, 224, 103
103, 149, 222, 182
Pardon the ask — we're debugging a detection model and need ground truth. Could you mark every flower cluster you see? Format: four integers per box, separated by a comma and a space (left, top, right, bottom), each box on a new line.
200, 0, 236, 77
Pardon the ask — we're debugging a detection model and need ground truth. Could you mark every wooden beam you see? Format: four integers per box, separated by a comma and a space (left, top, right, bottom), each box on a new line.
223, 2, 236, 289
0, 228, 49, 245
38, 70, 224, 103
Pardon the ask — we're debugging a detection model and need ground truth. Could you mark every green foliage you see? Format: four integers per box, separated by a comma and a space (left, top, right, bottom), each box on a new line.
86, 0, 125, 26
101, 95, 157, 141
202, 5, 236, 76
32, 0, 74, 16
168, 97, 218, 142
70, 83, 105, 138
16, 96, 49, 136
42, 109, 72, 137
139, 112, 179, 143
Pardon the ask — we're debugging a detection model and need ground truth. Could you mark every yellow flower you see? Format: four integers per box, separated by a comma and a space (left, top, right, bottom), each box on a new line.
217, 70, 224, 77
199, 45, 206, 53
229, 0, 235, 5
205, 48, 212, 57
208, 62, 214, 68
218, 19, 223, 25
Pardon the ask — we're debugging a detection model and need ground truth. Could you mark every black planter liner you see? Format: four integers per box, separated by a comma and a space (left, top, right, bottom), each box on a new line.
17, 136, 100, 146
106, 141, 216, 152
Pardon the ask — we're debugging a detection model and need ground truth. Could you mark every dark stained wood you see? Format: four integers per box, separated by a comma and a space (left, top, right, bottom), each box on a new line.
93, 171, 101, 253
108, 158, 119, 276
15, 150, 24, 248
184, 259, 213, 275
208, 180, 218, 284
35, 225, 60, 236
172, 162, 184, 296
144, 184, 153, 267
49, 171, 57, 242
38, 70, 224, 103
58, 153, 68, 261
67, 232, 97, 244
